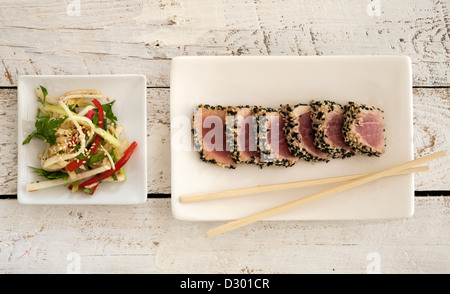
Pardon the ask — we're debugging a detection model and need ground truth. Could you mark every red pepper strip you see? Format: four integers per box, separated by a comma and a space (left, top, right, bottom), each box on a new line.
65, 100, 104, 172
86, 98, 104, 155
78, 141, 137, 189
92, 99, 104, 128
87, 134, 102, 157
85, 109, 95, 120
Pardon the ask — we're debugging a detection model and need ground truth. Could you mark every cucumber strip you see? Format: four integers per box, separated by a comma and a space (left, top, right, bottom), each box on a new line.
93, 127, 122, 148
112, 148, 126, 179
43, 104, 75, 116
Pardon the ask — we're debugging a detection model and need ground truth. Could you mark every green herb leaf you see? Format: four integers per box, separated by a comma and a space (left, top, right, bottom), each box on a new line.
86, 153, 104, 166
38, 85, 48, 105
101, 100, 118, 126
92, 112, 99, 125
22, 130, 38, 145
22, 114, 67, 145
30, 167, 69, 180
68, 104, 77, 112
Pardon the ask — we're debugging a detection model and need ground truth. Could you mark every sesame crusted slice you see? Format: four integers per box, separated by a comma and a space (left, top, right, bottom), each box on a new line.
343, 102, 386, 156
228, 105, 261, 165
192, 104, 237, 169
310, 100, 355, 159
281, 104, 329, 163
257, 107, 298, 167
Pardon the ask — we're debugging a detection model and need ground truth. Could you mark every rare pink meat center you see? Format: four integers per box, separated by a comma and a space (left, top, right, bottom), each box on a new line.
326, 114, 347, 149
202, 115, 234, 164
355, 114, 383, 148
239, 121, 258, 155
298, 112, 315, 148
268, 115, 295, 158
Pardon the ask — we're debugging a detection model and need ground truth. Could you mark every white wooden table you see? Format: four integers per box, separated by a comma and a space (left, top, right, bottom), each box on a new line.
0, 0, 449, 274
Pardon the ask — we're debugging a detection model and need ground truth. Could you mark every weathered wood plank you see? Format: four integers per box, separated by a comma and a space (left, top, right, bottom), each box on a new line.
0, 0, 448, 87
146, 88, 171, 194
0, 196, 448, 273
1, 87, 448, 194
413, 88, 450, 191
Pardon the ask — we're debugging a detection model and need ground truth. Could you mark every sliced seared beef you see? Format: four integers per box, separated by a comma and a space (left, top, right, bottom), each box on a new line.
192, 104, 237, 169
228, 105, 261, 165
343, 102, 386, 156
257, 107, 298, 167
281, 104, 329, 163
310, 100, 355, 159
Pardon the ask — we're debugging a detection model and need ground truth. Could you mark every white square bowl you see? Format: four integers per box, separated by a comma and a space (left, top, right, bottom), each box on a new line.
17, 75, 148, 205
170, 56, 413, 221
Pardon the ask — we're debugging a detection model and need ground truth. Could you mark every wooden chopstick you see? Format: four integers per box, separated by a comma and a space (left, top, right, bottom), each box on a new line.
180, 166, 429, 203
206, 150, 446, 238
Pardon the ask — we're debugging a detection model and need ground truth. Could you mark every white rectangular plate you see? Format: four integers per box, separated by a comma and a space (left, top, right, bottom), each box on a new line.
17, 74, 148, 204
170, 56, 413, 221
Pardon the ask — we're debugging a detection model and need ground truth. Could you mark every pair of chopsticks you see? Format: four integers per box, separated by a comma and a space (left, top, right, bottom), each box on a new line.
180, 150, 446, 238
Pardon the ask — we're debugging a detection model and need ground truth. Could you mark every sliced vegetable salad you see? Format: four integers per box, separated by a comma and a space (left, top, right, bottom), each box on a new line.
23, 86, 137, 195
